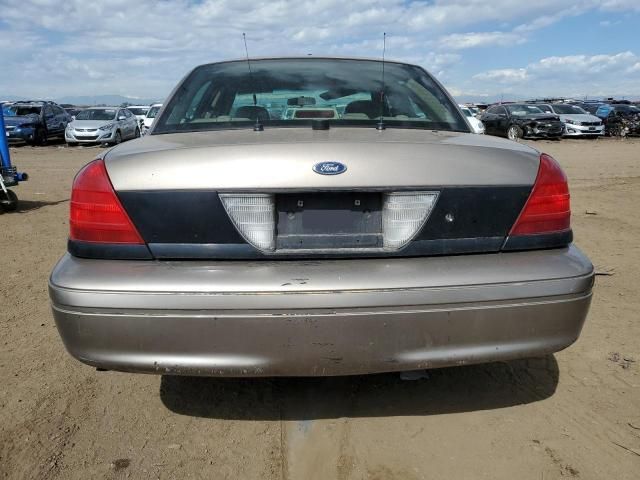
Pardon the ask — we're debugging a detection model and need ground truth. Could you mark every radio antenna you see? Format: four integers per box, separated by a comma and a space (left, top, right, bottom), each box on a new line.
376, 32, 387, 131
242, 33, 263, 131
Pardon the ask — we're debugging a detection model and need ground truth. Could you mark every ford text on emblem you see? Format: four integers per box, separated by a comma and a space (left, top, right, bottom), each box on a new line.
312, 162, 347, 175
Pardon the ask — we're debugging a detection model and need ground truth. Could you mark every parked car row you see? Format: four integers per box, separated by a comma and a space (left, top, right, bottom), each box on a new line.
2, 100, 164, 146
471, 99, 640, 141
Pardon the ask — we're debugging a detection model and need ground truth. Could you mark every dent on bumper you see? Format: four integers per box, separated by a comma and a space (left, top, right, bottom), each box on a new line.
49, 246, 594, 376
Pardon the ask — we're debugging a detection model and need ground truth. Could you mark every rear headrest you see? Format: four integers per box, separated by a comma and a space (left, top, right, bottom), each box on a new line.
234, 106, 270, 122
344, 100, 389, 119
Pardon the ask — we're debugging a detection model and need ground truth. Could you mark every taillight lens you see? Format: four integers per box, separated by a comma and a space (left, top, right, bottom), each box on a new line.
70, 159, 144, 244
382, 191, 439, 249
219, 193, 276, 251
510, 153, 570, 236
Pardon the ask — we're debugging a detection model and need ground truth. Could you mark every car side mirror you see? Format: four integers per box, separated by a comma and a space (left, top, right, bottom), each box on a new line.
71, 116, 75, 121
118, 116, 126, 121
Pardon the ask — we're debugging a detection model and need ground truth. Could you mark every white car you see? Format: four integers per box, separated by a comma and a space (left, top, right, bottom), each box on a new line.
459, 105, 485, 134
536, 103, 604, 137
142, 103, 162, 134
65, 107, 140, 146
127, 105, 150, 128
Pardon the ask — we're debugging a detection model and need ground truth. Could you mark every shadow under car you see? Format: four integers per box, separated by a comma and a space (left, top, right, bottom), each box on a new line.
160, 356, 559, 421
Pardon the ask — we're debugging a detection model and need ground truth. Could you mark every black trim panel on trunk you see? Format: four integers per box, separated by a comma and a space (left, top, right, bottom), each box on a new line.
118, 186, 531, 244
502, 230, 573, 251
68, 240, 153, 260
416, 186, 531, 240
117, 191, 244, 244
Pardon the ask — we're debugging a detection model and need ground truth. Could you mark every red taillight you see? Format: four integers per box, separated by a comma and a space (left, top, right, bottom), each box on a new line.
70, 159, 144, 244
510, 153, 570, 236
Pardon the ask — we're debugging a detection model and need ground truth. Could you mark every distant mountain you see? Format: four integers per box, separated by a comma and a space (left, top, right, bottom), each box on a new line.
56, 94, 163, 106
0, 95, 26, 102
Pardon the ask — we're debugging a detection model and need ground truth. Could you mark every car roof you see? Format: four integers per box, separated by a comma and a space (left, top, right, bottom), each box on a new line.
196, 56, 419, 69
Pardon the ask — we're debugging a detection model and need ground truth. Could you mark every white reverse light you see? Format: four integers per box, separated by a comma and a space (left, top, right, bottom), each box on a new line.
219, 194, 276, 251
382, 191, 439, 250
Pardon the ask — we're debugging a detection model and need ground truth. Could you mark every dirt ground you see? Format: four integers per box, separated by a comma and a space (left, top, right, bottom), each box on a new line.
0, 137, 639, 480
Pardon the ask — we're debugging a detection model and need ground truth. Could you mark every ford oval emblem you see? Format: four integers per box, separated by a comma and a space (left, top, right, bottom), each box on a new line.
313, 161, 347, 175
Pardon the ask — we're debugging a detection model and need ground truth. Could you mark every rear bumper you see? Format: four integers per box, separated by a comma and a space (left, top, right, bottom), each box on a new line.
49, 246, 594, 376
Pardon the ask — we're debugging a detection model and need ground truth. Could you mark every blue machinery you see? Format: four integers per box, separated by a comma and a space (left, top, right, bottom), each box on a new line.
0, 107, 28, 211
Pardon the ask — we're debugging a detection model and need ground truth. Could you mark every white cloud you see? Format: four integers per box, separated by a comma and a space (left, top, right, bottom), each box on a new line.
0, 0, 638, 99
599, 0, 640, 11
473, 68, 528, 82
472, 52, 640, 97
440, 31, 525, 49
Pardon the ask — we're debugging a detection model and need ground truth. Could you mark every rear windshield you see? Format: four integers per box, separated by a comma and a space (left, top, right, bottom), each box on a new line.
552, 104, 586, 114
128, 107, 149, 115
146, 106, 161, 118
75, 109, 117, 121
506, 104, 544, 116
5, 105, 42, 116
613, 104, 640, 114
153, 58, 468, 134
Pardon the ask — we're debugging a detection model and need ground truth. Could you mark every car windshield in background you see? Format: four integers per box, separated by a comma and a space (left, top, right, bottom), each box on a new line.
615, 105, 640, 114
153, 58, 469, 134
146, 106, 160, 118
553, 104, 586, 114
506, 104, 544, 116
128, 108, 149, 115
5, 106, 41, 116
75, 109, 117, 121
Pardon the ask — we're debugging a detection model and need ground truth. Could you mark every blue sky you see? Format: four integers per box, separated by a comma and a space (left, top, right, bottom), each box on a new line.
1, 0, 639, 102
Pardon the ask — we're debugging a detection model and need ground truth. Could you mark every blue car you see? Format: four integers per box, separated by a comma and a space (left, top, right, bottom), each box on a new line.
595, 103, 640, 136
3, 100, 70, 145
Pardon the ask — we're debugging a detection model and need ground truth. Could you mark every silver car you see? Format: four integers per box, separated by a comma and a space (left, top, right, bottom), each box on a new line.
65, 107, 140, 146
536, 103, 604, 137
49, 57, 593, 377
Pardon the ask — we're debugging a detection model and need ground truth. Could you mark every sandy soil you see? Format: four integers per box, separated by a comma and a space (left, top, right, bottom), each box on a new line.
0, 137, 639, 479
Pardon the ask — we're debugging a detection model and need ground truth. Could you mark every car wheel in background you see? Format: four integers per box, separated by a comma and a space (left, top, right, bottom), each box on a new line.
113, 131, 122, 145
507, 125, 523, 141
134, 127, 140, 138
